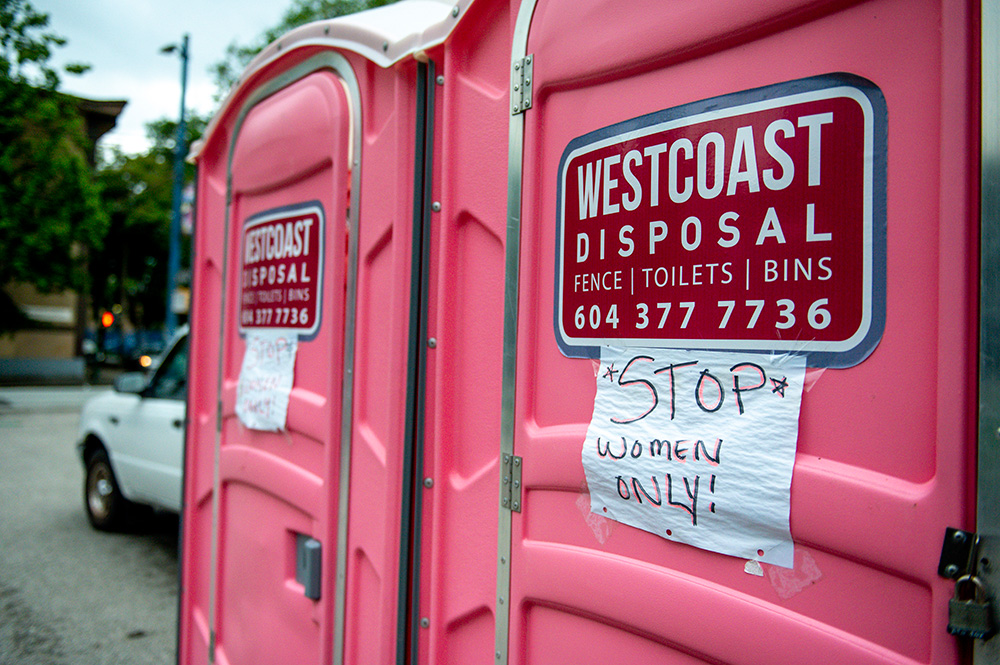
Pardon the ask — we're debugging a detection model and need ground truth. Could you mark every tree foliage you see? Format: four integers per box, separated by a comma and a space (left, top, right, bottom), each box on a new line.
0, 0, 89, 89
91, 114, 207, 329
0, 0, 104, 303
212, 0, 399, 98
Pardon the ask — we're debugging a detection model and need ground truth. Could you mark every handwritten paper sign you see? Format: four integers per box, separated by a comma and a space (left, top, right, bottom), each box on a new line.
236, 330, 298, 431
582, 347, 805, 567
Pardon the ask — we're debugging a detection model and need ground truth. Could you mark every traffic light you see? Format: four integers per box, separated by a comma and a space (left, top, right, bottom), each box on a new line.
101, 311, 115, 328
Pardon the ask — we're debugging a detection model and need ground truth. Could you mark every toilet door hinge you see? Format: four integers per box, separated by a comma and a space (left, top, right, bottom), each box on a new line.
501, 454, 523, 512
511, 55, 533, 115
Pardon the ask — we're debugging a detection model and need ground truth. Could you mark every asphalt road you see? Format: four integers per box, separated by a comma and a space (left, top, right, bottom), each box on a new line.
0, 387, 179, 665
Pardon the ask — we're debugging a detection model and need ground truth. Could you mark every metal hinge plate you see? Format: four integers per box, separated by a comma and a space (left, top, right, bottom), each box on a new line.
501, 454, 523, 512
940, 527, 982, 579
511, 55, 533, 115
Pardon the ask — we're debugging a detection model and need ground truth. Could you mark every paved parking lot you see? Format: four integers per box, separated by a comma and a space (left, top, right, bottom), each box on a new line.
0, 388, 179, 665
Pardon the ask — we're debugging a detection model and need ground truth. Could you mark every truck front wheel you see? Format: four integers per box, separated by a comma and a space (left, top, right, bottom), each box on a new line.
84, 448, 134, 531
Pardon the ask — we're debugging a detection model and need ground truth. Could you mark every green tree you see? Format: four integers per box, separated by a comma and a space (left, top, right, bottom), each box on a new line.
212, 0, 399, 97
92, 114, 207, 329
0, 0, 105, 329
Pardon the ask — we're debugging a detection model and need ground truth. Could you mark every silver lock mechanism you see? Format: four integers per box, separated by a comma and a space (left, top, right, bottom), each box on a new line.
948, 574, 997, 641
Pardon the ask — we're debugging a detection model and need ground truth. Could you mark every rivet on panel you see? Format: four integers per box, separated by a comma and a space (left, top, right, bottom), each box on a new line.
432, 201, 442, 212
436, 75, 445, 86
452, 5, 460, 17
382, 41, 389, 52
420, 617, 430, 628
427, 337, 437, 348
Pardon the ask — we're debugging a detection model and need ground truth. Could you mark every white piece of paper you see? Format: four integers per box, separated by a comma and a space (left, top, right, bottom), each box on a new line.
235, 330, 298, 431
581, 347, 806, 568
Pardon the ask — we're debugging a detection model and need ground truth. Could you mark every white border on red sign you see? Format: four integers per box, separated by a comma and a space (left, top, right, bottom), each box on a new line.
238, 201, 325, 340
557, 84, 877, 359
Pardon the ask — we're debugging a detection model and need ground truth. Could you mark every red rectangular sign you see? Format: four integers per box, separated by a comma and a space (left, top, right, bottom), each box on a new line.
556, 75, 886, 367
239, 202, 324, 338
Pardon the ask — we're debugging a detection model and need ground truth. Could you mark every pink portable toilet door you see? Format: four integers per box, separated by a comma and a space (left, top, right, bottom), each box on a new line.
497, 1, 979, 664
211, 62, 354, 665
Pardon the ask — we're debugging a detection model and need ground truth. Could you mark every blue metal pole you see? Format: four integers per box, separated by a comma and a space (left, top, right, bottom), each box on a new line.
164, 34, 189, 337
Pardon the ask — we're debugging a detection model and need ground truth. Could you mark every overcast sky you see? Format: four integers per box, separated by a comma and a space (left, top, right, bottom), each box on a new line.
37, 0, 291, 155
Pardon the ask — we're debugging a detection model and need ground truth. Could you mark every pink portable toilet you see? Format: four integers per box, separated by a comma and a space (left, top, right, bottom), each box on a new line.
493, 1, 994, 664
179, 0, 998, 664
177, 1, 509, 663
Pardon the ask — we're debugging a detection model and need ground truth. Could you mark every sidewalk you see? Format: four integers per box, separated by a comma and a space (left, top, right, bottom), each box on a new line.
0, 357, 122, 389
0, 385, 108, 414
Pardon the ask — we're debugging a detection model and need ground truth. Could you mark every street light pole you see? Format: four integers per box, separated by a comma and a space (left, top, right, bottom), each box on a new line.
162, 33, 189, 337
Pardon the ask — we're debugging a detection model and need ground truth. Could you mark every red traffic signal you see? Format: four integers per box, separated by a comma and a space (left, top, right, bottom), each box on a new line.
101, 311, 115, 328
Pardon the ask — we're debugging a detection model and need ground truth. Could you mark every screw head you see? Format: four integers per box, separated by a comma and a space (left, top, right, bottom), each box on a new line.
420, 617, 430, 628
436, 75, 445, 86
452, 5, 460, 17
432, 201, 441, 212
423, 477, 434, 488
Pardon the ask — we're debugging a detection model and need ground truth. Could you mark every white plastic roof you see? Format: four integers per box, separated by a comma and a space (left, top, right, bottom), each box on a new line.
192, 0, 466, 159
